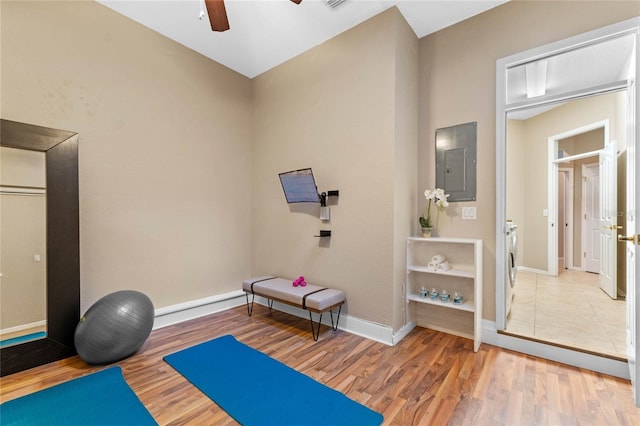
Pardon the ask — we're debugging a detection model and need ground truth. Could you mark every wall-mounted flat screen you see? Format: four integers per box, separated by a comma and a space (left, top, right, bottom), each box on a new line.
279, 168, 320, 203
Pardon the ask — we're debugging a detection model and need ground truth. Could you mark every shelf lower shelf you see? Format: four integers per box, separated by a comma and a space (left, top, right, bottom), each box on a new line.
407, 293, 475, 312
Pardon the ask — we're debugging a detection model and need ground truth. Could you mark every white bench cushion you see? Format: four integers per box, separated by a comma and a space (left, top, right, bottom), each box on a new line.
242, 276, 345, 311
305, 289, 345, 311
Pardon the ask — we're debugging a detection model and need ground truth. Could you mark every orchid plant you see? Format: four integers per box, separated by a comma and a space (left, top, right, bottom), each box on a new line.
419, 188, 449, 228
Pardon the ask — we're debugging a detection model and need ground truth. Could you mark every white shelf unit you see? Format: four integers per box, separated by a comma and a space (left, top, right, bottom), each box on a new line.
406, 237, 483, 352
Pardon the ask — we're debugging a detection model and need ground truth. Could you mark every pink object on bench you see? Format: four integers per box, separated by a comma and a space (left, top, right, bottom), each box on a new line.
242, 276, 345, 340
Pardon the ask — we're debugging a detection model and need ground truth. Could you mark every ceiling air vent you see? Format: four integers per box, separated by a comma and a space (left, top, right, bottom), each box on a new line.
323, 0, 347, 9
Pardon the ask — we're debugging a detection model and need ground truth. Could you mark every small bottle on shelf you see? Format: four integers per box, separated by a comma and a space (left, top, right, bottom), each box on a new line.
440, 289, 450, 303
453, 291, 463, 305
429, 288, 439, 301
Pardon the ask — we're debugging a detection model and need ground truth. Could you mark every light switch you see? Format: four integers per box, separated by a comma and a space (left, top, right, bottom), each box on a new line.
462, 207, 477, 220
33, 254, 41, 262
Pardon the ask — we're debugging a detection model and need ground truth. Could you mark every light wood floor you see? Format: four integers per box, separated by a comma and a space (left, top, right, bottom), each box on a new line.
1, 304, 639, 425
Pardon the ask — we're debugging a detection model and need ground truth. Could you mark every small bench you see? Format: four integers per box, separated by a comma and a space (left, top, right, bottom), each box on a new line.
242, 276, 345, 341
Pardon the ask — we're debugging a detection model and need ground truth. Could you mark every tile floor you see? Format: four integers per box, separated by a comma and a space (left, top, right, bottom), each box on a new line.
506, 268, 627, 358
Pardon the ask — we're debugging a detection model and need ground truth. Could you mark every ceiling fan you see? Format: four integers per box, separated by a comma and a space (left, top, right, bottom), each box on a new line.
203, 0, 303, 32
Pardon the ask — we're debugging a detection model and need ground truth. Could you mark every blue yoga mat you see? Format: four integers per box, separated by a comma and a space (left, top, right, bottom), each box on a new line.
164, 335, 383, 426
0, 366, 156, 425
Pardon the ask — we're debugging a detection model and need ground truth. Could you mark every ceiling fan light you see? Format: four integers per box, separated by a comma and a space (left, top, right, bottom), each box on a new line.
525, 60, 548, 98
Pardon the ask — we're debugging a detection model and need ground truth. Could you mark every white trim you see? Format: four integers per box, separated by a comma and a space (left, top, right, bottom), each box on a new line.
518, 265, 550, 275
482, 320, 630, 379
550, 120, 610, 143
250, 296, 414, 346
0, 320, 46, 336
495, 59, 507, 330
554, 149, 602, 164
0, 186, 46, 196
152, 293, 632, 379
153, 290, 246, 329
548, 134, 559, 276
152, 292, 415, 346
559, 167, 575, 270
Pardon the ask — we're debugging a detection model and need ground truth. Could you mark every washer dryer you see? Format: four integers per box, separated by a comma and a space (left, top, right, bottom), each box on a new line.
506, 221, 518, 316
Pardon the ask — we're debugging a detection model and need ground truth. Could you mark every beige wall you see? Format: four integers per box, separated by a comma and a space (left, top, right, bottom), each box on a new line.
0, 148, 46, 188
419, 0, 639, 321
252, 8, 418, 328
392, 14, 420, 330
1, 1, 254, 312
506, 120, 527, 264
0, 148, 47, 329
0, 194, 46, 329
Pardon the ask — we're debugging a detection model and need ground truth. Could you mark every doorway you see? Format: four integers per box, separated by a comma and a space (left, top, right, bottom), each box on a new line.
506, 109, 626, 357
496, 17, 640, 405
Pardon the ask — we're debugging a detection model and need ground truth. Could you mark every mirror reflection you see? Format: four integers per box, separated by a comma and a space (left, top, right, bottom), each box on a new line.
0, 147, 48, 348
505, 90, 628, 358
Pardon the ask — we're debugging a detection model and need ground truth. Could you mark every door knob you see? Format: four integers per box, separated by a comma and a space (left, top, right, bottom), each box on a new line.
604, 225, 623, 230
618, 234, 637, 243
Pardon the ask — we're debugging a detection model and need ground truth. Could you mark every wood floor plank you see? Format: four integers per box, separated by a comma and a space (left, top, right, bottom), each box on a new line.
1, 305, 639, 425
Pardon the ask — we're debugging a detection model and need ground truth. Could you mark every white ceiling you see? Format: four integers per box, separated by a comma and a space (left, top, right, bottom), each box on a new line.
97, 0, 508, 78
507, 33, 636, 120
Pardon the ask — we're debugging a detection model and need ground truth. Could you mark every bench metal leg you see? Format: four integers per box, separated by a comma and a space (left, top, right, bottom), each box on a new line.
309, 312, 323, 341
246, 293, 255, 316
245, 293, 276, 317
309, 306, 342, 341
330, 305, 342, 331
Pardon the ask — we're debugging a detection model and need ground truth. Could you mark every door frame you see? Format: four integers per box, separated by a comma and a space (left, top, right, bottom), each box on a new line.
559, 167, 575, 270
547, 120, 608, 277
495, 18, 639, 385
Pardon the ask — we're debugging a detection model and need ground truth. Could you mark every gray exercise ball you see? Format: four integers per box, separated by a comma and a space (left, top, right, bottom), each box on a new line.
74, 290, 154, 364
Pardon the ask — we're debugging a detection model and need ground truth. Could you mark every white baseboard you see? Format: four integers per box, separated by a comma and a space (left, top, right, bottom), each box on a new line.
0, 320, 47, 336
153, 292, 409, 346
251, 296, 408, 346
481, 320, 630, 380
518, 266, 550, 275
153, 290, 246, 329
153, 296, 629, 379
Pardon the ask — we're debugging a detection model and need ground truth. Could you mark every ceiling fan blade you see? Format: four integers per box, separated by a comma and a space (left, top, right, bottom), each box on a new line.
204, 0, 230, 32
290, 0, 303, 4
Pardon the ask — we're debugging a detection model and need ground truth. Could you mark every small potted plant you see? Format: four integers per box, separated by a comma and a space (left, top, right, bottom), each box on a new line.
419, 188, 449, 237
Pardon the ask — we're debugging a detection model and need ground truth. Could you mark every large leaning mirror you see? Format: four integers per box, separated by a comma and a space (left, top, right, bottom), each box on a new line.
0, 119, 79, 377
495, 17, 639, 388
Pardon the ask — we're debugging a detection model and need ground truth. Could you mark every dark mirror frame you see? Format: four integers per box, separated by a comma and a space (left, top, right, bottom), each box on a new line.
0, 119, 79, 377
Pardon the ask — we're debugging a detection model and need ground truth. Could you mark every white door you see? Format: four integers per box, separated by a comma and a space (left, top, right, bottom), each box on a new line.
625, 80, 639, 406
583, 163, 600, 273
599, 140, 617, 299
